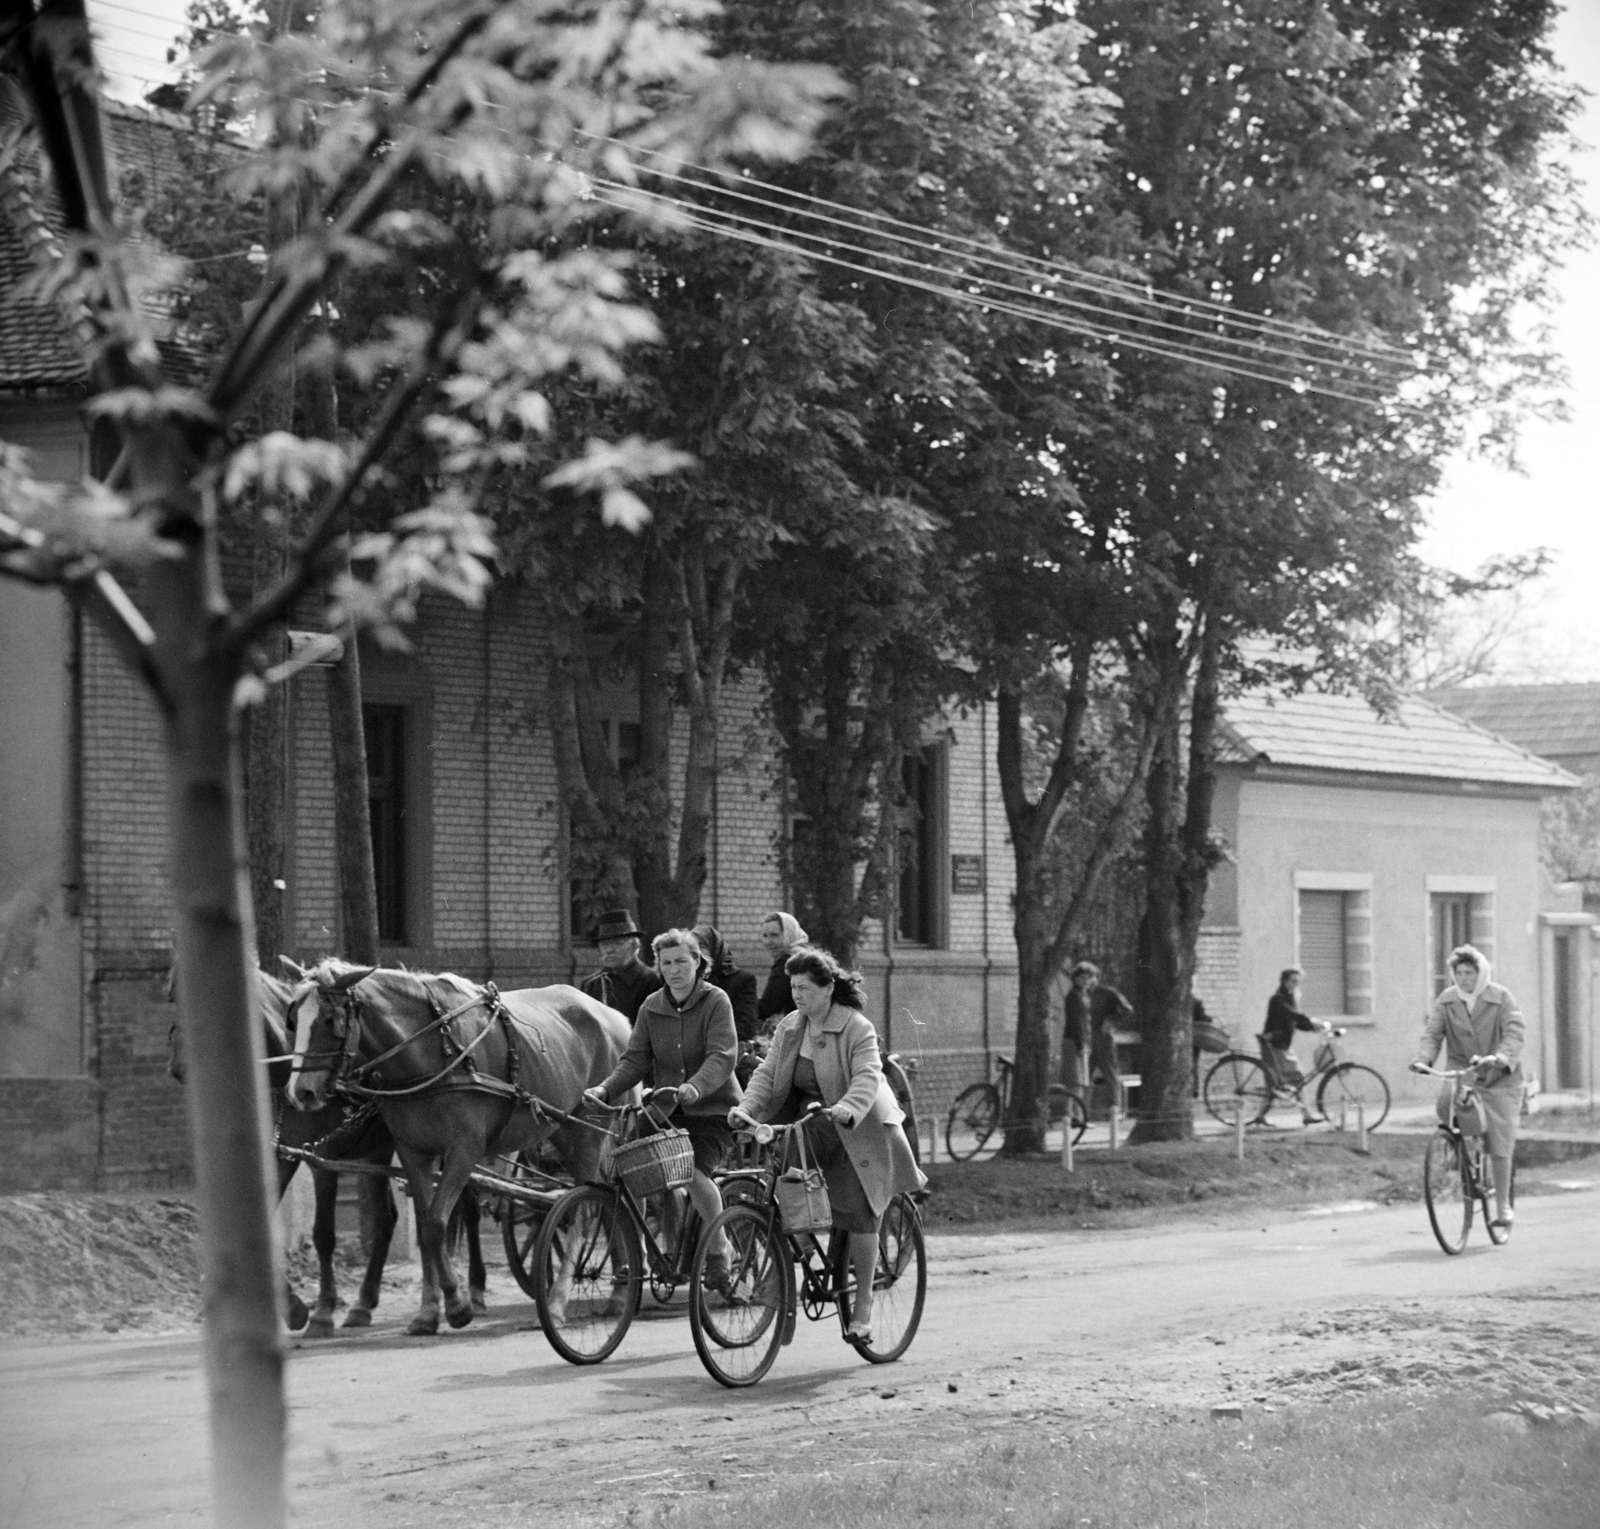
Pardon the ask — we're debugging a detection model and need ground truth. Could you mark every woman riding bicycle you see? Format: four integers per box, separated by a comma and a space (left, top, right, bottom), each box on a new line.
733, 946, 926, 1343
585, 928, 742, 1284
1409, 943, 1525, 1233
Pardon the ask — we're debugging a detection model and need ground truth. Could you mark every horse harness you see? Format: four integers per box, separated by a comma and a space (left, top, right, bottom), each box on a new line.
312, 979, 554, 1123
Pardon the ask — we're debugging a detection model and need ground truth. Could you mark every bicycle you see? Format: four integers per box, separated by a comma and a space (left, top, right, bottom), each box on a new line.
1202, 1026, 1390, 1131
686, 1106, 928, 1388
1414, 1062, 1517, 1255
945, 1054, 1088, 1161
532, 1088, 717, 1364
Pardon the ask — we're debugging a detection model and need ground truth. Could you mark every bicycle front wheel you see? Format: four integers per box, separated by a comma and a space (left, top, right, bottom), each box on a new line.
690, 1204, 791, 1389
1423, 1132, 1472, 1255
945, 1083, 1001, 1161
1203, 1055, 1272, 1126
835, 1193, 927, 1364
533, 1184, 641, 1364
1317, 1063, 1391, 1131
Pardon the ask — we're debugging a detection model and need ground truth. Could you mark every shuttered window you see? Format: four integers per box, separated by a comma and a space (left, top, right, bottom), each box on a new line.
1298, 890, 1347, 1015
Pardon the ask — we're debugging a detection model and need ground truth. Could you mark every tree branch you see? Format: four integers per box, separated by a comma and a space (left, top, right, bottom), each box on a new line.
220, 288, 482, 656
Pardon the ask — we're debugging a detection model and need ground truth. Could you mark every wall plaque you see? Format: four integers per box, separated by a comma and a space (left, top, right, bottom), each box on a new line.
951, 854, 985, 894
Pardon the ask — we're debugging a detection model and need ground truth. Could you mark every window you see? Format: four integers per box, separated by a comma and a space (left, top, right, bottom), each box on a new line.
896, 744, 948, 948
1293, 872, 1373, 1019
1298, 890, 1347, 1014
1431, 893, 1471, 996
364, 704, 408, 944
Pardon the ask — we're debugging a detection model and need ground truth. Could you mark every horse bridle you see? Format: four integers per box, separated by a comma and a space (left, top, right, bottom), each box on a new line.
298, 978, 514, 1102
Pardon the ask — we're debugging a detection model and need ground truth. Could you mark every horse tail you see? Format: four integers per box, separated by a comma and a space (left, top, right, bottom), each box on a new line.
445, 1185, 479, 1257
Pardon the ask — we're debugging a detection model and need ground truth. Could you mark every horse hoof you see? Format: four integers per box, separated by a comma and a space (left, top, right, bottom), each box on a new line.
341, 1308, 373, 1329
470, 1292, 488, 1317
445, 1304, 474, 1330
304, 1317, 335, 1340
406, 1317, 439, 1337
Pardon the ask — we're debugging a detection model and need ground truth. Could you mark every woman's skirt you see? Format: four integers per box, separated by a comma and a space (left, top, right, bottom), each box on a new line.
769, 1093, 878, 1233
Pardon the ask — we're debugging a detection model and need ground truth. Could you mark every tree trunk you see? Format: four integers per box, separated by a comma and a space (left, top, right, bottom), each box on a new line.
1128, 610, 1222, 1145
150, 524, 285, 1529
633, 546, 679, 936
1006, 832, 1055, 1153
244, 551, 288, 968
326, 619, 379, 962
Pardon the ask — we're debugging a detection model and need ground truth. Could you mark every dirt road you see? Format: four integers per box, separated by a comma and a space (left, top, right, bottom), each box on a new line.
5, 1180, 1599, 1529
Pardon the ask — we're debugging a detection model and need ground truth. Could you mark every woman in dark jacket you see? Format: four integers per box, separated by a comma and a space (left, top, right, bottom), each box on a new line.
693, 925, 759, 1042
586, 928, 742, 1280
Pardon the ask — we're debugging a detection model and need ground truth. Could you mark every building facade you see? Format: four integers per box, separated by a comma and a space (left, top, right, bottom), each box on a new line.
1195, 691, 1589, 1105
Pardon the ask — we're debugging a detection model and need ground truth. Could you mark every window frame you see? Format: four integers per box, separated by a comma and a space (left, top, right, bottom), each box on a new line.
1292, 870, 1374, 1024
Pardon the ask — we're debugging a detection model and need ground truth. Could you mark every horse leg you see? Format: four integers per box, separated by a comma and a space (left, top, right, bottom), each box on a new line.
300, 1167, 341, 1338
464, 1186, 487, 1315
423, 1151, 479, 1330
395, 1149, 444, 1336
277, 1158, 310, 1332
343, 1173, 397, 1329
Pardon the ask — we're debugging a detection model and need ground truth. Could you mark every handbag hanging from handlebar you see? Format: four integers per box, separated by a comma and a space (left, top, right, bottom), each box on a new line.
775, 1118, 833, 1233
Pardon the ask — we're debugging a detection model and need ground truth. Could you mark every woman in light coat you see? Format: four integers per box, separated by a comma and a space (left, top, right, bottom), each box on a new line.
1410, 943, 1524, 1231
734, 946, 926, 1342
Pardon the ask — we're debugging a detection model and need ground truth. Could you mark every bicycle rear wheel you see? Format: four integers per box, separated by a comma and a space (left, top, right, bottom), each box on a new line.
1063, 1090, 1088, 1146
944, 1083, 1001, 1161
1203, 1055, 1273, 1126
1423, 1132, 1472, 1255
690, 1204, 791, 1388
835, 1194, 927, 1364
533, 1184, 640, 1364
1317, 1063, 1391, 1131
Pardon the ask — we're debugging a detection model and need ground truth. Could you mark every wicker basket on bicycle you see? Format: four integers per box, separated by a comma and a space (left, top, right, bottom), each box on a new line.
609, 1125, 695, 1197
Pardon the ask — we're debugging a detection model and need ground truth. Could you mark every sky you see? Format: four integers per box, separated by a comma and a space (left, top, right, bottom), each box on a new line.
87, 2, 1600, 682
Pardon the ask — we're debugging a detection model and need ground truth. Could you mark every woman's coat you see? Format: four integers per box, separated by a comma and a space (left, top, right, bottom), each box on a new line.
741, 1005, 926, 1216
1412, 961, 1524, 1157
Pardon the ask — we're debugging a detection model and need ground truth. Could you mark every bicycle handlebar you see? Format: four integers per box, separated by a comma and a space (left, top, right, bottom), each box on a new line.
728, 1101, 823, 1145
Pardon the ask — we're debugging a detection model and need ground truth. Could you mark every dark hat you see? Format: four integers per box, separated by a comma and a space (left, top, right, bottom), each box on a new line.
593, 908, 641, 942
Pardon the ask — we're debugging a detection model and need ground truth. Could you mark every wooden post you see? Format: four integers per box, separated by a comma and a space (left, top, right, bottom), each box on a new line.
1061, 1112, 1074, 1173
1233, 1096, 1246, 1161
1356, 1100, 1369, 1155
1108, 1103, 1119, 1156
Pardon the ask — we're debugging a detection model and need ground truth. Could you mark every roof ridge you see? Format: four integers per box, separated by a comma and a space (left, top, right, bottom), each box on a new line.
0, 149, 97, 363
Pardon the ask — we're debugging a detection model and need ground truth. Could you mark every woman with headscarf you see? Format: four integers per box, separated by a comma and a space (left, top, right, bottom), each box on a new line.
755, 911, 808, 1033
1410, 944, 1525, 1233
693, 924, 759, 1042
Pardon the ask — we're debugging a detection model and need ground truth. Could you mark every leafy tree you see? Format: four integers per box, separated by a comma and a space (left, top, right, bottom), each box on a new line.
0, 3, 833, 1523
1048, 0, 1588, 1142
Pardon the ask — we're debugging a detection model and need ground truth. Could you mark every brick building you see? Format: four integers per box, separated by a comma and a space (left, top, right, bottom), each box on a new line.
0, 97, 1017, 1190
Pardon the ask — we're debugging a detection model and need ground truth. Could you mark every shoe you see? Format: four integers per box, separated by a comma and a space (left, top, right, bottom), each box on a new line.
701, 1251, 734, 1297
1490, 1207, 1515, 1230
1302, 1112, 1324, 1126
846, 1317, 873, 1344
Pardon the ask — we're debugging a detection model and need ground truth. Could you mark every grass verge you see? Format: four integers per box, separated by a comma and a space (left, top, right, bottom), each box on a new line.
631, 1392, 1600, 1529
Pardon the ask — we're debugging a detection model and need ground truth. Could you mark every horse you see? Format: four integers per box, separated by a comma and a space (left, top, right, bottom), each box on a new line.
284, 960, 629, 1335
167, 964, 486, 1335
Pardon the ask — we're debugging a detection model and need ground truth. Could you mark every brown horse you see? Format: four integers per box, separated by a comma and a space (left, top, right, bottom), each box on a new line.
285, 961, 628, 1335
167, 965, 484, 1334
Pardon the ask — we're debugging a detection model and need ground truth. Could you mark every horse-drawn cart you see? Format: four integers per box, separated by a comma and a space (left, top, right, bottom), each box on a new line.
276, 1142, 565, 1299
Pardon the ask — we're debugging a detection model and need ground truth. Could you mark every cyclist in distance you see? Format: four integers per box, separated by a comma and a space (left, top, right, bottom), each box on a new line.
1064, 960, 1133, 1106
1263, 966, 1332, 1124
1409, 944, 1525, 1233
755, 910, 809, 1033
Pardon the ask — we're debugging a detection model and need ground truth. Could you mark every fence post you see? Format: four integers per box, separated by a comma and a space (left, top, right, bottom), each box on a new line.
1233, 1096, 1246, 1162
923, 1114, 937, 1165
1061, 1114, 1074, 1173
1108, 1103, 1119, 1156
1356, 1100, 1368, 1155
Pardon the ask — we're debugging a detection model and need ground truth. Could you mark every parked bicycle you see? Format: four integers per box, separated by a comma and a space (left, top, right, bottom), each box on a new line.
1415, 1063, 1517, 1255
1202, 1026, 1390, 1130
532, 1087, 716, 1364
686, 1105, 927, 1388
944, 1055, 1089, 1161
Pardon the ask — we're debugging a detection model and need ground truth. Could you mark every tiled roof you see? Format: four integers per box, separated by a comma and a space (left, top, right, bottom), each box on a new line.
1218, 690, 1578, 791
0, 87, 223, 393
1427, 683, 1600, 762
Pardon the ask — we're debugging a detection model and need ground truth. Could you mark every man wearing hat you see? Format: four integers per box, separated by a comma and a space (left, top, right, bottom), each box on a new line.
1063, 959, 1134, 1104
581, 909, 662, 1023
